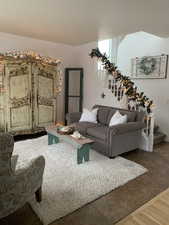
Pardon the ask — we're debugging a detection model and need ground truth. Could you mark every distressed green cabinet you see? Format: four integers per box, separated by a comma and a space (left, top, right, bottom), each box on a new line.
0, 59, 59, 135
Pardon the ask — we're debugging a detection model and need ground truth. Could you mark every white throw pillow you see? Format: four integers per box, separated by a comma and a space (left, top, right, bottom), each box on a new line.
79, 108, 98, 123
109, 110, 127, 126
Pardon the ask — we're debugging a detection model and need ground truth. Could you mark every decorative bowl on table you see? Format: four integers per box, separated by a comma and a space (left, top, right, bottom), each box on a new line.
57, 126, 75, 135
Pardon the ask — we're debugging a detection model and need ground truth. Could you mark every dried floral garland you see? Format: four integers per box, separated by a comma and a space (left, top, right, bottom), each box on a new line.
0, 50, 61, 66
0, 50, 63, 94
89, 48, 154, 114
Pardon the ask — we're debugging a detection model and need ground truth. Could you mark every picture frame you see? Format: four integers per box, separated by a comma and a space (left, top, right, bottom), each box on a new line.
131, 54, 168, 79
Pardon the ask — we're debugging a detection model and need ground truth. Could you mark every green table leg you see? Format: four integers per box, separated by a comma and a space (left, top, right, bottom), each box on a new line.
77, 144, 90, 164
84, 144, 90, 162
48, 133, 59, 145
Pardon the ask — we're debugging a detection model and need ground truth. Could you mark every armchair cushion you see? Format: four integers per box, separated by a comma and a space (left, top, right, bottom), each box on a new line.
109, 122, 146, 136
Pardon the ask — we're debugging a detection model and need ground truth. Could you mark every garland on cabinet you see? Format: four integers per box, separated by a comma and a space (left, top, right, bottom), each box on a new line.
89, 47, 154, 114
0, 50, 61, 66
0, 50, 63, 94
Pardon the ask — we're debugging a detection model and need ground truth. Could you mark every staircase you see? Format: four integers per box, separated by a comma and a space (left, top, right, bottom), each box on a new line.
154, 125, 166, 145
90, 48, 167, 148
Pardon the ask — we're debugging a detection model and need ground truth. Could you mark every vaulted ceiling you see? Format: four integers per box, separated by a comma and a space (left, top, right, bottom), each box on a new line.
0, 0, 169, 45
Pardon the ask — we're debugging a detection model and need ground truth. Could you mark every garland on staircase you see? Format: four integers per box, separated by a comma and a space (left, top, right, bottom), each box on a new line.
89, 48, 154, 114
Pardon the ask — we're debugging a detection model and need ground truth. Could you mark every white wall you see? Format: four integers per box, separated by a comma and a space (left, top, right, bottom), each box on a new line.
0, 32, 78, 122
118, 32, 169, 141
75, 41, 127, 110
76, 32, 169, 141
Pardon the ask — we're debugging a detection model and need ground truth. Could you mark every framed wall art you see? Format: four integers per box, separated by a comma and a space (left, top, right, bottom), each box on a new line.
131, 54, 168, 79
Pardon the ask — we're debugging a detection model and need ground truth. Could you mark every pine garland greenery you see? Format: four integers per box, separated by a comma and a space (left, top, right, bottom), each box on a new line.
89, 48, 153, 114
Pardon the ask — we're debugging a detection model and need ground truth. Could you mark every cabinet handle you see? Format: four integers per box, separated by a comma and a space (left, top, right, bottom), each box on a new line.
37, 90, 39, 103
30, 92, 32, 105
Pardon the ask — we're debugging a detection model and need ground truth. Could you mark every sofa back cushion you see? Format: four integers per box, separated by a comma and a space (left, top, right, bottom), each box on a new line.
135, 110, 145, 122
97, 108, 111, 125
93, 105, 137, 125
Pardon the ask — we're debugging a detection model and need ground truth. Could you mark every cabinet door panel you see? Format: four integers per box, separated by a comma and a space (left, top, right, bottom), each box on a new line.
10, 106, 31, 128
33, 64, 57, 128
39, 76, 53, 98
5, 63, 32, 132
0, 109, 5, 131
10, 75, 29, 98
38, 105, 54, 124
0, 63, 5, 131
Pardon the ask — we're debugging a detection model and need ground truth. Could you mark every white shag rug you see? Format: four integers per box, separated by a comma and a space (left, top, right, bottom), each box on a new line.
13, 135, 147, 225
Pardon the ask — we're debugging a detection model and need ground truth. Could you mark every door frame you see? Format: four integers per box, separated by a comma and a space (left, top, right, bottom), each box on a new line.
65, 68, 83, 123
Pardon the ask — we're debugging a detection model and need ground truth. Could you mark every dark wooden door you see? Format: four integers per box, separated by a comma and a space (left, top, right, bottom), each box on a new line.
65, 68, 83, 123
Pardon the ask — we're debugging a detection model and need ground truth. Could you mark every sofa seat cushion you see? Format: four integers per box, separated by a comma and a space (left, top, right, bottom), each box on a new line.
75, 122, 98, 135
87, 126, 108, 141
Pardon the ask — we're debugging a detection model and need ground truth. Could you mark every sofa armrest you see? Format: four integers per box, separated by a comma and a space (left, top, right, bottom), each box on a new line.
66, 112, 82, 125
108, 122, 146, 136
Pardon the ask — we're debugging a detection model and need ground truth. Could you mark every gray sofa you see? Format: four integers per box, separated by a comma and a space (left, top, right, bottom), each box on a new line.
66, 105, 146, 158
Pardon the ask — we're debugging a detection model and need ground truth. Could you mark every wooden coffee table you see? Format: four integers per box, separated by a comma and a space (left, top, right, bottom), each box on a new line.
46, 126, 94, 164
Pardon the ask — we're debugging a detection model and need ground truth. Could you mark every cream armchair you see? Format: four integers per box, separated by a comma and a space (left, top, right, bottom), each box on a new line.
0, 133, 45, 219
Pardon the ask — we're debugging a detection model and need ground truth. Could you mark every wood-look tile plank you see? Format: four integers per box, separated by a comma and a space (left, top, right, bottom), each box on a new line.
116, 216, 140, 225
116, 188, 169, 225
143, 205, 169, 225
134, 212, 160, 225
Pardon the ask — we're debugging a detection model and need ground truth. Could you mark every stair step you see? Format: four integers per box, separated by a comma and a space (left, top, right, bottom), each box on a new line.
154, 132, 166, 145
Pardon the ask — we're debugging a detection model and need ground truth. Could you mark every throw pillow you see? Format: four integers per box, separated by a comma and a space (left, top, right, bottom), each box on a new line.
79, 108, 98, 123
109, 110, 127, 126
